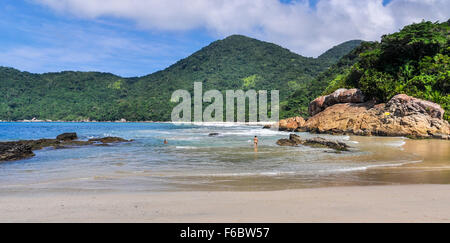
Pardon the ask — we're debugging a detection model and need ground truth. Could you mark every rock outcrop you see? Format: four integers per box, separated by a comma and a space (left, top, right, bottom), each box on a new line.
276, 138, 298, 146
276, 133, 350, 151
302, 137, 350, 151
386, 94, 444, 119
303, 94, 450, 139
309, 88, 365, 116
278, 116, 306, 131
0, 143, 34, 161
56, 133, 78, 141
88, 137, 130, 143
0, 133, 132, 162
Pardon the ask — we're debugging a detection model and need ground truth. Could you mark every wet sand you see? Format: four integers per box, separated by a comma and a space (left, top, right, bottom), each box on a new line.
1, 184, 449, 222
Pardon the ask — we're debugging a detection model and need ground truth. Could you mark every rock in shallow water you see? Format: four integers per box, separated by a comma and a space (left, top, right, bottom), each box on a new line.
276, 133, 350, 151
88, 137, 130, 143
0, 143, 35, 161
56, 133, 78, 141
276, 139, 297, 146
302, 137, 350, 151
0, 133, 132, 162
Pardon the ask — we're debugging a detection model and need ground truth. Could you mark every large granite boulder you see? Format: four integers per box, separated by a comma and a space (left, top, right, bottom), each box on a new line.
304, 94, 450, 139
386, 94, 445, 119
278, 116, 306, 131
309, 88, 365, 116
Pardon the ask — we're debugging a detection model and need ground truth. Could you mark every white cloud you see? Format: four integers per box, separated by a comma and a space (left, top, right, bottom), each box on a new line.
35, 0, 449, 56
0, 17, 190, 76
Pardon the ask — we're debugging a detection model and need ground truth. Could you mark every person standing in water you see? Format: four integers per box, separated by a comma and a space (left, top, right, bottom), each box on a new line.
164, 139, 168, 144
253, 136, 258, 148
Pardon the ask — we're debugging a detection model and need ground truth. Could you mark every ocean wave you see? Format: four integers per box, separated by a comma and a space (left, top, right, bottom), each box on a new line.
220, 129, 286, 136
179, 160, 423, 178
320, 160, 423, 173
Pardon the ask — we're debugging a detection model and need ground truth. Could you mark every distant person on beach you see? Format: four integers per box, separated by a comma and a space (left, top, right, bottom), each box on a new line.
164, 139, 168, 144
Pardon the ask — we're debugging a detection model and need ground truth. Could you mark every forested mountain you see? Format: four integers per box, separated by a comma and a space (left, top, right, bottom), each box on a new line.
282, 41, 370, 118
317, 40, 363, 64
288, 20, 449, 121
0, 35, 361, 121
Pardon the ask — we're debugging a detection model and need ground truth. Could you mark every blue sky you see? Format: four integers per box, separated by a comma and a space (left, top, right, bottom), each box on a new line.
0, 0, 447, 77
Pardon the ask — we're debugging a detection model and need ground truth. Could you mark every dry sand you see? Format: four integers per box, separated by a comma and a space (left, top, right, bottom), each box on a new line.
1, 184, 449, 222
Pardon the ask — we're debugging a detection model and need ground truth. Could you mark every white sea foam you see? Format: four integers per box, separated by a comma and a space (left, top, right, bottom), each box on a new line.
182, 160, 424, 178
386, 140, 406, 147
171, 122, 272, 127
175, 146, 197, 149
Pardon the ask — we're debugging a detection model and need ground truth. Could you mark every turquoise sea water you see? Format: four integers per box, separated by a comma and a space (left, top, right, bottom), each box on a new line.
0, 122, 445, 193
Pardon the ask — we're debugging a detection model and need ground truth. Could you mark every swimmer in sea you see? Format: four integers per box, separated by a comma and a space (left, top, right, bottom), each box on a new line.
253, 136, 259, 152
164, 139, 168, 144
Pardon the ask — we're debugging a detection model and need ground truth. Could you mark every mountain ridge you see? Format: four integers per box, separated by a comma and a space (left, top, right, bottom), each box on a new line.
0, 35, 363, 121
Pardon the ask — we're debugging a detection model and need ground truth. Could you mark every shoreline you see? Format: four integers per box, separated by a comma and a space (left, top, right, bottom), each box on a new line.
1, 123, 449, 222
1, 184, 449, 222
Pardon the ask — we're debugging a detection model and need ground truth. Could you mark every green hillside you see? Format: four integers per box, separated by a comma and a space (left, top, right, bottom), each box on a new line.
317, 40, 363, 64
303, 20, 449, 121
282, 41, 371, 118
0, 35, 361, 121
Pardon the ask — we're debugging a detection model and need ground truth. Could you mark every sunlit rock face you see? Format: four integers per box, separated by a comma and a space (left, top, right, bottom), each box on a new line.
303, 94, 449, 139
278, 116, 306, 131
308, 88, 365, 116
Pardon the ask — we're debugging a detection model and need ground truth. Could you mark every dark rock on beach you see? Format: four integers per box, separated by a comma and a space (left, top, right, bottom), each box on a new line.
0, 132, 132, 162
276, 133, 350, 151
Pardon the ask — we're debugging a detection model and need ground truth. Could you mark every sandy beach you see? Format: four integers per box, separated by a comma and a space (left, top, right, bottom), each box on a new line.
1, 184, 449, 223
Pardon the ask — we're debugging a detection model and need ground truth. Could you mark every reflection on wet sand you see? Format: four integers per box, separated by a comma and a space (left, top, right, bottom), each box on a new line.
354, 138, 450, 185
403, 139, 450, 166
